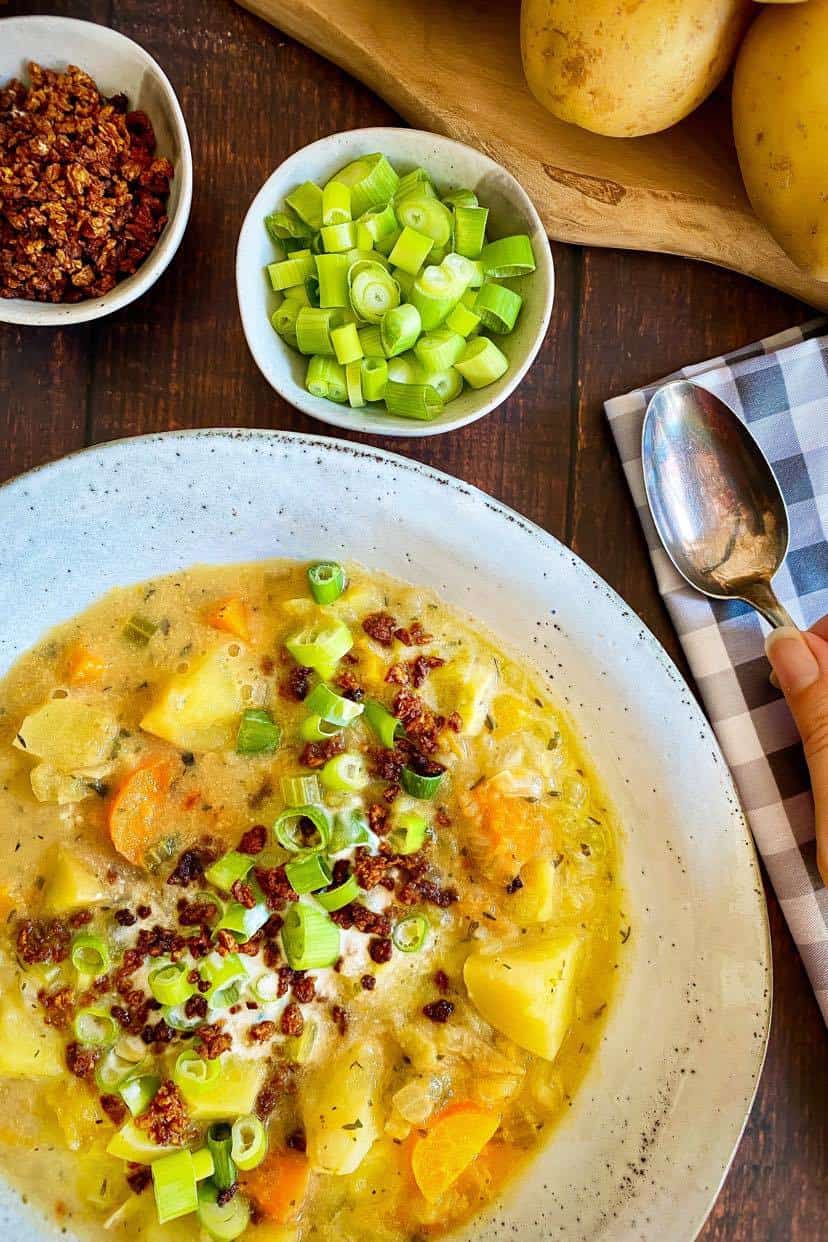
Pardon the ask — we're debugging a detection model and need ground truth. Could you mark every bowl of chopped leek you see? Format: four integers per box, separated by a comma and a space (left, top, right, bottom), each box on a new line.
236, 128, 554, 436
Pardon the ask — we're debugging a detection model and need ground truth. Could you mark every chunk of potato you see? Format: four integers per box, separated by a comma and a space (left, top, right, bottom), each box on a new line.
302, 1039, 385, 1175
140, 646, 247, 751
0, 993, 64, 1077
184, 1059, 264, 1121
14, 699, 117, 771
106, 1121, 180, 1163
508, 856, 560, 924
463, 932, 582, 1061
429, 657, 496, 736
41, 849, 105, 915
30, 762, 91, 805
45, 1082, 107, 1151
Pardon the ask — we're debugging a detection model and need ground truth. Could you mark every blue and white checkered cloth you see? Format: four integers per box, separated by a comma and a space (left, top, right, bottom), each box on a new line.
605, 319, 828, 1023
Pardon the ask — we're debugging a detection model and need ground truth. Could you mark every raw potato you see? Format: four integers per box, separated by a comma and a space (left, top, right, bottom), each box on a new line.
733, 0, 828, 278
521, 0, 753, 137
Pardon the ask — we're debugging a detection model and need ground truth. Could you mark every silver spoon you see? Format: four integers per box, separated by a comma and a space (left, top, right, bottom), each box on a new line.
642, 379, 796, 630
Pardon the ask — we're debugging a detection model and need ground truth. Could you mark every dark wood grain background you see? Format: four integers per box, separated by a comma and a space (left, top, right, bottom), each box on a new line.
1, 2, 826, 1237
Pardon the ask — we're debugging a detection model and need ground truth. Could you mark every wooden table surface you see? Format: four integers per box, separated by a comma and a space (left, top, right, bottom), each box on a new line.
1, 2, 825, 1237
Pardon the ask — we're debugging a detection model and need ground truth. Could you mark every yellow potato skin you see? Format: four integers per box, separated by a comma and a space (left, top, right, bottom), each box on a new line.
733, 0, 828, 277
521, 0, 753, 137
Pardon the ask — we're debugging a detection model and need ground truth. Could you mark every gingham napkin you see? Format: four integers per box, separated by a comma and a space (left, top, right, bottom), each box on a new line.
605, 319, 828, 1023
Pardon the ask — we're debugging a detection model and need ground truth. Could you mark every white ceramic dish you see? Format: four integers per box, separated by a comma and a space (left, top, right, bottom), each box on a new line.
0, 16, 192, 327
236, 129, 554, 437
0, 430, 769, 1241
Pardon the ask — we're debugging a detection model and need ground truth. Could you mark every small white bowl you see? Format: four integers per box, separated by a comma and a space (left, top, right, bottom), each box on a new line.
237, 128, 554, 437
0, 16, 192, 327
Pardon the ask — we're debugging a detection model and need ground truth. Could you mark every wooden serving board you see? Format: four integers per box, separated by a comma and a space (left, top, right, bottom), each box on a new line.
236, 0, 828, 311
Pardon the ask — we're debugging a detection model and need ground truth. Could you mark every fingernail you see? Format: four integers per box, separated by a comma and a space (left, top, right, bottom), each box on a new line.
765, 627, 819, 695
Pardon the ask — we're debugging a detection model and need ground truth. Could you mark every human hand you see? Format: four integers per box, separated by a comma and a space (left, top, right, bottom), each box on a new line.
766, 622, 828, 886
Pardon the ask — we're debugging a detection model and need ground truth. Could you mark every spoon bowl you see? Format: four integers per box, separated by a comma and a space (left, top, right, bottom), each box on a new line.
642, 379, 796, 629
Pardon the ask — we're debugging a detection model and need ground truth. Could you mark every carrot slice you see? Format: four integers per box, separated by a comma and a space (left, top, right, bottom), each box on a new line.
107, 760, 172, 866
241, 1149, 310, 1224
205, 596, 250, 642
411, 1101, 500, 1203
63, 644, 105, 685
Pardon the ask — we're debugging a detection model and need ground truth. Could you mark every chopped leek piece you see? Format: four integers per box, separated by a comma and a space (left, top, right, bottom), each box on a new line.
264, 209, 311, 245
425, 368, 464, 403
442, 187, 479, 209
197, 1179, 250, 1241
362, 356, 388, 402
306, 355, 347, 402
349, 260, 400, 323
347, 358, 365, 407
330, 807, 376, 852
200, 952, 246, 1002
315, 872, 360, 912
395, 195, 452, 248
285, 181, 323, 230
305, 681, 364, 726
236, 708, 282, 755
332, 153, 400, 215
281, 773, 323, 804
389, 810, 429, 853
295, 306, 335, 356
285, 1016, 317, 1065
267, 250, 315, 291
73, 1006, 118, 1047
453, 205, 489, 258
444, 298, 481, 338
123, 613, 158, 646
149, 962, 195, 1007
392, 912, 429, 952
331, 321, 363, 366
392, 266, 415, 299
274, 805, 332, 853
386, 353, 420, 385
321, 221, 357, 253
216, 891, 270, 941
363, 698, 402, 748
480, 234, 536, 277
410, 263, 464, 331
207, 1122, 237, 1191
381, 302, 422, 358
358, 325, 385, 357
174, 1049, 222, 1097
281, 902, 340, 970
388, 226, 434, 276
286, 852, 333, 895
71, 933, 110, 976
299, 713, 342, 743
204, 850, 253, 892
395, 167, 435, 202
152, 1149, 198, 1224
270, 297, 302, 342
230, 1115, 267, 1171
315, 253, 350, 308
285, 616, 353, 678
359, 202, 398, 243
120, 1073, 161, 1117
455, 337, 509, 388
96, 1050, 144, 1093
307, 561, 347, 605
322, 180, 351, 225
320, 752, 370, 793
163, 1003, 205, 1032
401, 765, 445, 799
474, 281, 523, 333
414, 328, 465, 373
192, 1147, 215, 1182
384, 381, 444, 421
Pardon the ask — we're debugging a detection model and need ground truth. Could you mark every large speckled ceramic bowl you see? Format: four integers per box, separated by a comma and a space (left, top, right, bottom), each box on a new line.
0, 431, 770, 1241
236, 129, 554, 436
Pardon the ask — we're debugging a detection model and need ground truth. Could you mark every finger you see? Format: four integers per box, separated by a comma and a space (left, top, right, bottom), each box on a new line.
766, 627, 828, 886
809, 615, 828, 644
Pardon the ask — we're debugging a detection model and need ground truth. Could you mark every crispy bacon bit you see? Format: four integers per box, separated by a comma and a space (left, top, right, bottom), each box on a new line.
166, 849, 204, 888
177, 897, 218, 927
126, 1164, 152, 1195
38, 985, 74, 1029
238, 824, 267, 855
115, 908, 137, 927
187, 929, 213, 960
352, 849, 392, 891
369, 937, 393, 964
281, 664, 312, 701
16, 917, 70, 965
423, 999, 454, 1023
409, 654, 445, 688
335, 669, 364, 702
434, 969, 450, 994
141, 1018, 174, 1048
255, 1064, 296, 1118
299, 734, 346, 769
361, 974, 376, 991
255, 865, 299, 910
362, 611, 397, 646
136, 905, 151, 919
237, 930, 265, 957
136, 1080, 190, 1146
370, 744, 407, 784
196, 1023, 232, 1061
385, 662, 408, 686
66, 1041, 99, 1079
505, 874, 524, 894
184, 994, 208, 1021
331, 1004, 349, 1035
100, 1094, 128, 1126
249, 1020, 277, 1044
231, 879, 256, 909
446, 712, 462, 733
407, 750, 446, 779
136, 925, 187, 959
352, 905, 393, 937
367, 802, 390, 836
393, 689, 441, 754
395, 620, 432, 647
69, 909, 93, 928
280, 1003, 304, 1037
292, 974, 316, 1004
217, 1185, 239, 1207
214, 929, 239, 956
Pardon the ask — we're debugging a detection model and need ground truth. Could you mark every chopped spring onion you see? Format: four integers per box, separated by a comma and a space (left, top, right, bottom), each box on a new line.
192, 1148, 215, 1182
264, 209, 311, 245
358, 326, 385, 357
392, 266, 415, 299
395, 195, 452, 248
285, 616, 353, 678
330, 807, 376, 852
305, 681, 365, 727
216, 893, 270, 941
281, 773, 323, 805
207, 1122, 237, 1191
304, 274, 320, 306
123, 613, 158, 646
230, 1115, 267, 1172
267, 250, 315, 292
120, 1073, 161, 1117
285, 181, 323, 230
363, 698, 402, 748
209, 981, 241, 1012
362, 357, 388, 402
295, 306, 335, 356
331, 322, 363, 366
73, 1006, 118, 1047
410, 263, 465, 331
347, 359, 365, 407
251, 972, 280, 1003
307, 561, 347, 605
201, 952, 246, 1002
388, 810, 429, 853
474, 281, 523, 333
320, 752, 371, 793
401, 766, 445, 799
281, 903, 340, 970
388, 226, 434, 276
348, 260, 400, 323
455, 337, 509, 388
71, 933, 110, 976
381, 302, 422, 358
453, 205, 489, 258
236, 708, 282, 755
95, 1050, 144, 1093
359, 202, 398, 244
152, 1149, 198, 1225
320, 222, 357, 253
395, 167, 435, 202
174, 1049, 222, 1096
270, 298, 302, 341
332, 154, 400, 216
149, 963, 195, 1007
414, 328, 465, 373
442, 252, 480, 289
384, 381, 444, 421
315, 253, 350, 308
386, 354, 420, 385
204, 850, 254, 892
444, 298, 481, 338
315, 872, 360, 912
274, 804, 332, 853
190, 890, 225, 924
286, 851, 333, 895
442, 187, 478, 209
299, 714, 342, 743
480, 234, 536, 277
306, 355, 347, 402
356, 222, 373, 251
197, 1179, 250, 1241
322, 180, 351, 226
392, 912, 429, 953
163, 1004, 205, 1032
425, 367, 464, 404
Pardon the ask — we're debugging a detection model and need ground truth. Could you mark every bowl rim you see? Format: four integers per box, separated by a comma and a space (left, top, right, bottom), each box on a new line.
0, 14, 193, 328
236, 126, 555, 438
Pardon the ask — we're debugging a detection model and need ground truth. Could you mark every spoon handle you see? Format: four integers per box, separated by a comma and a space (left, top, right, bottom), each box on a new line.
742, 581, 798, 630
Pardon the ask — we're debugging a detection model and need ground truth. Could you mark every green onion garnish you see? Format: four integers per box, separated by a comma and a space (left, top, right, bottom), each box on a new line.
315, 872, 360, 912
274, 804, 332, 853
401, 766, 445, 800
95, 1050, 144, 1093
306, 355, 348, 402
285, 617, 353, 680
230, 1115, 267, 1172
196, 1180, 250, 1241
70, 932, 110, 976
361, 357, 388, 403
200, 951, 246, 1002
281, 903, 340, 971
480, 234, 536, 277
316, 253, 350, 308
174, 1049, 222, 1097
388, 225, 434, 276
304, 681, 364, 727
123, 613, 158, 646
474, 281, 523, 334
267, 249, 315, 292
204, 850, 254, 893
280, 773, 323, 805
236, 707, 282, 756
120, 1072, 161, 1117
152, 1149, 199, 1225
285, 852, 333, 895
207, 1123, 237, 1192
73, 1006, 118, 1047
363, 698, 402, 748
348, 260, 400, 323
330, 807, 376, 852
251, 972, 280, 1004
392, 912, 429, 953
414, 328, 465, 374
388, 810, 429, 853
455, 337, 509, 389
216, 890, 270, 941
384, 380, 444, 421
331, 154, 400, 216
149, 962, 195, 1008
285, 181, 323, 231
381, 302, 422, 358
295, 306, 335, 355
453, 205, 489, 258
307, 561, 347, 605
320, 752, 370, 793
331, 321, 363, 366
